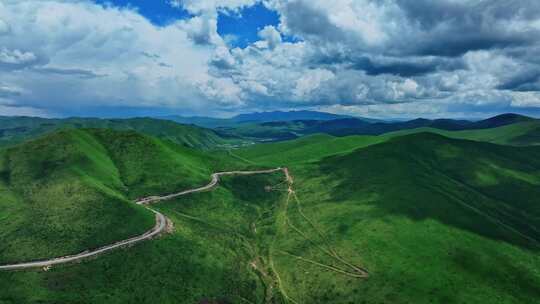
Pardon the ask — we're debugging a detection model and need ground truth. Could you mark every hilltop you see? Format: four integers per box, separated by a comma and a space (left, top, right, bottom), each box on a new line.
0, 116, 241, 149
211, 113, 537, 142
0, 128, 236, 264
1, 127, 539, 303
270, 133, 540, 302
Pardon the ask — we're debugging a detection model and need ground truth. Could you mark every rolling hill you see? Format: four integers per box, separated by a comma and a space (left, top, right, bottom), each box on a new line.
212, 113, 537, 142
237, 132, 540, 303
158, 110, 362, 129
1, 128, 539, 303
0, 128, 235, 265
234, 119, 540, 167
0, 116, 241, 149
386, 120, 540, 146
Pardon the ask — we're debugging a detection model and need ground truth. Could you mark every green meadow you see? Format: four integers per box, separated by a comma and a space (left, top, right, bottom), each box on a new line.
1, 124, 539, 303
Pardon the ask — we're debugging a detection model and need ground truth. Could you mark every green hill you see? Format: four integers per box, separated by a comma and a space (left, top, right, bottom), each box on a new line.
213, 113, 537, 142
0, 128, 227, 264
230, 132, 540, 303
386, 120, 540, 146
234, 120, 540, 167
233, 133, 385, 166
0, 116, 242, 149
268, 133, 540, 303
1, 131, 539, 303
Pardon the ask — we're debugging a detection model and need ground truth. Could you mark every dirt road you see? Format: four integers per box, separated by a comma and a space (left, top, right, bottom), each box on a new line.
0, 168, 285, 271
136, 168, 284, 205
0, 210, 166, 271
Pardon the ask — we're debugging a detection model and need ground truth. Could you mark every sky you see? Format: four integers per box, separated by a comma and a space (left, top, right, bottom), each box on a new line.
1, 0, 540, 119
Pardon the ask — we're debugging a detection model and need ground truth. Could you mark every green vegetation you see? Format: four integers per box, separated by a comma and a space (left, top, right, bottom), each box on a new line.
1, 123, 540, 303
0, 172, 287, 303
234, 133, 386, 166
233, 132, 540, 303
386, 120, 540, 146
0, 116, 244, 149
0, 128, 238, 264
235, 120, 540, 167
0, 129, 152, 264
215, 113, 537, 142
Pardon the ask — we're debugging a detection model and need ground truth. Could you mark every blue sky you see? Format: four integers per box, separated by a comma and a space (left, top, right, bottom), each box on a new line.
217, 3, 282, 48
0, 0, 539, 118
94, 0, 192, 25
95, 0, 282, 48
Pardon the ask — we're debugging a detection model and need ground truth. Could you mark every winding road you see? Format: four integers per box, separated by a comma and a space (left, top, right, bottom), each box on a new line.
0, 168, 285, 271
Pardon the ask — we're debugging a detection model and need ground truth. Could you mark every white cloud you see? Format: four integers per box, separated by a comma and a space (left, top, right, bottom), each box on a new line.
179, 14, 224, 45
0, 105, 50, 116
0, 0, 219, 114
0, 48, 38, 65
0, 83, 23, 98
240, 80, 269, 96
172, 0, 258, 14
294, 69, 335, 98
0, 0, 539, 118
258, 25, 282, 49
511, 92, 540, 107
196, 77, 244, 107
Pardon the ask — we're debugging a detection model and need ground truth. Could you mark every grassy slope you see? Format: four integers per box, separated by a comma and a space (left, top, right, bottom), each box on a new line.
234, 132, 540, 303
0, 128, 224, 264
0, 117, 240, 150
234, 134, 386, 166
88, 129, 213, 199
273, 133, 540, 303
0, 172, 286, 304
234, 121, 540, 167
1, 130, 539, 303
386, 120, 540, 146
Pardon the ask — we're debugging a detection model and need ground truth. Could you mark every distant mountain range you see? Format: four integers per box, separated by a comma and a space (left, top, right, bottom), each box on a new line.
159, 111, 536, 140
158, 110, 375, 128
204, 113, 537, 141
232, 110, 355, 122
304, 113, 535, 136
0, 112, 536, 149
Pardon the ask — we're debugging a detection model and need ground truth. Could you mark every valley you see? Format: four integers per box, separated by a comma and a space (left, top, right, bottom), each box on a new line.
4, 2, 540, 303
0, 114, 539, 303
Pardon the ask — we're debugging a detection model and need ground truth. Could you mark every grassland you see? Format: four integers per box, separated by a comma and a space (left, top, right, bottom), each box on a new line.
256, 133, 540, 303
232, 133, 386, 166
234, 120, 540, 167
0, 172, 286, 303
0, 128, 238, 265
386, 120, 540, 146
0, 116, 243, 149
1, 128, 539, 303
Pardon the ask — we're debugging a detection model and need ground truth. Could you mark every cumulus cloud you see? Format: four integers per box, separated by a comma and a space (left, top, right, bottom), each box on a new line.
0, 48, 40, 69
173, 0, 258, 14
179, 14, 223, 45
0, 0, 232, 115
0, 0, 539, 118
0, 84, 22, 98
294, 69, 334, 98
258, 25, 282, 49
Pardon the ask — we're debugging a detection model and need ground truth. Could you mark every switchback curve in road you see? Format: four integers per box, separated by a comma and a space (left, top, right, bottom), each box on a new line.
0, 168, 285, 271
